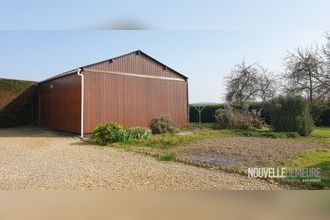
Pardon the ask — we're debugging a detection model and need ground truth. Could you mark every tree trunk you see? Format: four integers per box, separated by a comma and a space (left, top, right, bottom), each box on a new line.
309, 72, 313, 103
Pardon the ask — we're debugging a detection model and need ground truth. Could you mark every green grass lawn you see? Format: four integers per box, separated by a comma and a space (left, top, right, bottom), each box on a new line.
283, 149, 330, 189
300, 127, 330, 143
238, 126, 330, 144
118, 128, 236, 148
111, 125, 330, 149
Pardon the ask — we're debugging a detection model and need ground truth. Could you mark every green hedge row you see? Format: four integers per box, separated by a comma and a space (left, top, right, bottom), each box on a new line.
189, 104, 225, 123
189, 103, 330, 126
0, 78, 37, 127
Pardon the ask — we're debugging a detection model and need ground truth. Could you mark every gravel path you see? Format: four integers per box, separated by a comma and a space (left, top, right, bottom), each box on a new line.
0, 127, 282, 190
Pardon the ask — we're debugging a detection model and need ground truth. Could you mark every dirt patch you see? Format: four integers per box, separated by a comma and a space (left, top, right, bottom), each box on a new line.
175, 137, 330, 172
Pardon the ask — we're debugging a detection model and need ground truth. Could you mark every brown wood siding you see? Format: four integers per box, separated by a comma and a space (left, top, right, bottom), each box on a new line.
83, 70, 188, 133
85, 53, 182, 79
38, 73, 81, 133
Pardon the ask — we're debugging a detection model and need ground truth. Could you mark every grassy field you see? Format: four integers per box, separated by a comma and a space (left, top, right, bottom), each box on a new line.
118, 128, 236, 148
238, 127, 330, 144
113, 125, 330, 149
283, 149, 330, 189
300, 127, 330, 143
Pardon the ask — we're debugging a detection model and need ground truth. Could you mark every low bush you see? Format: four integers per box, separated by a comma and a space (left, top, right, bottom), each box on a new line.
91, 123, 152, 145
248, 109, 263, 129
91, 123, 125, 145
124, 127, 152, 142
214, 107, 236, 129
214, 107, 263, 129
264, 95, 314, 136
150, 116, 176, 134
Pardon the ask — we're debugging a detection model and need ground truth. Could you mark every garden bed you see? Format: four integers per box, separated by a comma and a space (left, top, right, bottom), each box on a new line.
174, 136, 329, 172
109, 126, 330, 189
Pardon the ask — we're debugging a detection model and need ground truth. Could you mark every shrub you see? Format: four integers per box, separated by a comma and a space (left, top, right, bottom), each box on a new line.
214, 107, 236, 129
124, 127, 152, 142
91, 123, 125, 145
150, 116, 175, 134
248, 109, 263, 129
264, 95, 314, 136
214, 107, 263, 129
297, 114, 314, 136
91, 123, 153, 145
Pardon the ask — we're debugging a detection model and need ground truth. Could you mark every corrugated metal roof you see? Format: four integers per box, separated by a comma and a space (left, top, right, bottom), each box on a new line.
39, 50, 188, 84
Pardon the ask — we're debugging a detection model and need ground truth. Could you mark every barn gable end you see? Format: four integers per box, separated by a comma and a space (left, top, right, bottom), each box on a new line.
84, 51, 187, 80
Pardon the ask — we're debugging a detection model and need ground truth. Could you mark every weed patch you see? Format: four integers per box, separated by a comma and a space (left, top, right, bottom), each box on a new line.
158, 152, 176, 161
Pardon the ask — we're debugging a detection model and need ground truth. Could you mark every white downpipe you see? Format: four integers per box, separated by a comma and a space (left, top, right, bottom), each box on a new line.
77, 69, 84, 139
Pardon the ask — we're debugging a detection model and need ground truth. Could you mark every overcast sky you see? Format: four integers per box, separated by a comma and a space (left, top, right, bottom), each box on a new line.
0, 1, 328, 103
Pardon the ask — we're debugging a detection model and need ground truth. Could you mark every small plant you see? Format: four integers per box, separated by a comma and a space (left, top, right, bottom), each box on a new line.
150, 115, 176, 134
91, 123, 153, 146
91, 123, 125, 145
158, 152, 176, 161
124, 127, 152, 142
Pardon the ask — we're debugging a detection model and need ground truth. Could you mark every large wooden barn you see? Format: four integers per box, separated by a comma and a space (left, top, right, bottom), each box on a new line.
38, 50, 188, 137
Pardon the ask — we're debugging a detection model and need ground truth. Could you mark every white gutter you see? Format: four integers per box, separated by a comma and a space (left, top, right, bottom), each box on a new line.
77, 69, 84, 139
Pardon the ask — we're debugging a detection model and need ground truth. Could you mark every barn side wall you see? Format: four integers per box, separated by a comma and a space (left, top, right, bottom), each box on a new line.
83, 70, 188, 133
38, 73, 81, 133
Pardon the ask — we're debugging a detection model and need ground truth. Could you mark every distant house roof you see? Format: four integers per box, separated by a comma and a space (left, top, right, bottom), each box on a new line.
39, 50, 188, 84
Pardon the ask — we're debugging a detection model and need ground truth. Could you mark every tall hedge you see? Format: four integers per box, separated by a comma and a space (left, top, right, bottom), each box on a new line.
264, 95, 314, 136
0, 78, 37, 127
311, 105, 330, 126
189, 104, 225, 123
189, 103, 269, 124
189, 102, 329, 126
318, 108, 330, 126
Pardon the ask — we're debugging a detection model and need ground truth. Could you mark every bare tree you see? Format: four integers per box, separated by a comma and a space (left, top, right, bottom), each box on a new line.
225, 61, 276, 107
258, 67, 277, 102
324, 32, 330, 59
324, 32, 330, 102
284, 46, 329, 104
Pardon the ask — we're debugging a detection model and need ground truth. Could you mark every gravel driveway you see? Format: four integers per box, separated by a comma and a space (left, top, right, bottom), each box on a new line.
0, 127, 282, 190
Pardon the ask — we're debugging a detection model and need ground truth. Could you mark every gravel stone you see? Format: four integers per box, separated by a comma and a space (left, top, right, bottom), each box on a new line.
0, 127, 283, 190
